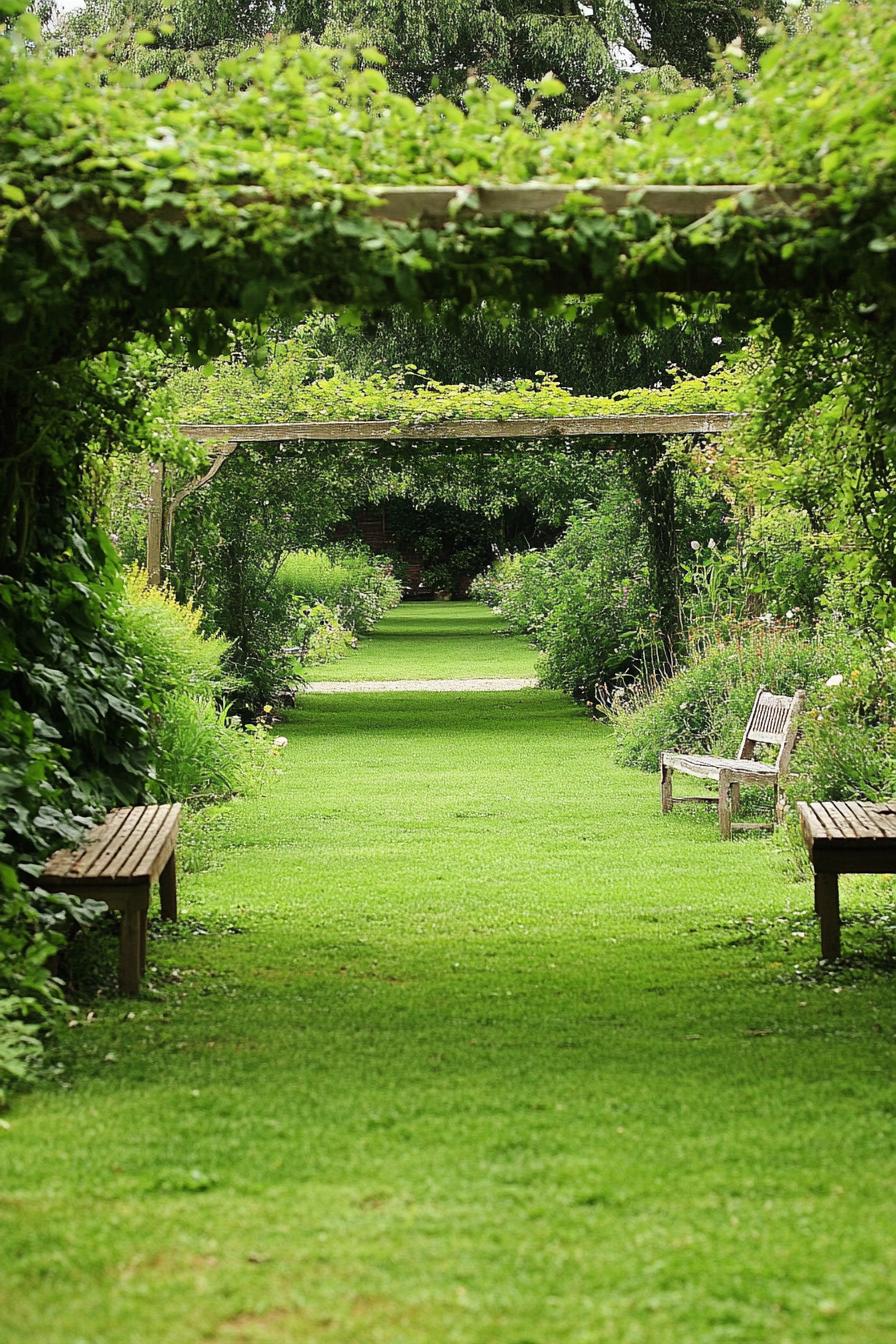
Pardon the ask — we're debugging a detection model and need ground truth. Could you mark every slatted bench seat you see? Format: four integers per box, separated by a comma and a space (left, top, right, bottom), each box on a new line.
41, 803, 181, 994
798, 800, 896, 959
661, 687, 805, 839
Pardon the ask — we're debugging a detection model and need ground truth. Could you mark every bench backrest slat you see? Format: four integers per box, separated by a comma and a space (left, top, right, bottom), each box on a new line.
737, 687, 805, 774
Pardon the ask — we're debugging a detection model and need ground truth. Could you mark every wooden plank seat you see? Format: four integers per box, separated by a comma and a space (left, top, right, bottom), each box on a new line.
660, 687, 805, 839
798, 800, 896, 959
41, 803, 181, 994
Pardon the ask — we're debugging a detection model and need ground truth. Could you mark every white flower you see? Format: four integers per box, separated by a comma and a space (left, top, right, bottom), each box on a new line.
273, 735, 288, 748
785, 610, 794, 619
708, 538, 717, 550
712, 336, 723, 345
759, 612, 774, 625
825, 674, 844, 688
690, 540, 700, 552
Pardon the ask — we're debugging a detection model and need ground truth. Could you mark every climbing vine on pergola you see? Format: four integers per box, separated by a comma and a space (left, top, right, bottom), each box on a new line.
1, 0, 894, 568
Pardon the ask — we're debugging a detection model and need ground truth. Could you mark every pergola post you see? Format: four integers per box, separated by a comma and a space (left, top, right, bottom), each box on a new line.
146, 461, 165, 587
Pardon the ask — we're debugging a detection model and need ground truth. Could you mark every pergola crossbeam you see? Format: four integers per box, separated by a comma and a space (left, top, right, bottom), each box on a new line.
151, 411, 738, 582
179, 412, 739, 443
365, 182, 818, 224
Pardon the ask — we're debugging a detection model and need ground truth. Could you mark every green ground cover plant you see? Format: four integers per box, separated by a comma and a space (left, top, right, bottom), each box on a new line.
301, 601, 538, 682
2, 606, 895, 1344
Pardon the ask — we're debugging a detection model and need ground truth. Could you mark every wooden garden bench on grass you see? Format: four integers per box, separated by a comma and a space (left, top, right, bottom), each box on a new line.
41, 803, 181, 995
660, 687, 805, 839
798, 800, 896, 959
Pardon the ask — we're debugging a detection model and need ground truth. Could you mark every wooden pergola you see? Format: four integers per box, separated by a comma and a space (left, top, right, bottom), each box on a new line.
147, 409, 739, 583
143, 175, 813, 579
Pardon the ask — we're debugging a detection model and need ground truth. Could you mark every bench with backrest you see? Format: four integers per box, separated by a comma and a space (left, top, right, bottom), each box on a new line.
41, 803, 181, 994
660, 687, 805, 839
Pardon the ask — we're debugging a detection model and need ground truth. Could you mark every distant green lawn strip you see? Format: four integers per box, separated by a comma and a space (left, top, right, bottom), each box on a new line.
3, 620, 896, 1344
301, 600, 539, 682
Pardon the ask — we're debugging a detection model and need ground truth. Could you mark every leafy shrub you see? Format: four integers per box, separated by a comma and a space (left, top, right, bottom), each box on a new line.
612, 621, 866, 772
120, 569, 229, 697
682, 507, 829, 638
151, 694, 273, 805
794, 648, 896, 802
470, 551, 552, 636
290, 602, 354, 666
1, 533, 154, 1104
120, 571, 274, 805
473, 495, 660, 697
275, 547, 401, 637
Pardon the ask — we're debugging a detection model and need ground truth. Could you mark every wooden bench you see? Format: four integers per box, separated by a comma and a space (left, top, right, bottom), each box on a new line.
798, 800, 896, 959
41, 803, 181, 994
661, 687, 805, 839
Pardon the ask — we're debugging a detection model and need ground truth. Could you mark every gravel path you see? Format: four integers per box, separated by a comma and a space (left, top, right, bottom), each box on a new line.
304, 676, 540, 694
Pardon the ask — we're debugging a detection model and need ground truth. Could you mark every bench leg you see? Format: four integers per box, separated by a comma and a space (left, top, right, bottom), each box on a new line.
119, 896, 148, 995
730, 782, 741, 816
159, 851, 178, 921
718, 771, 733, 840
814, 872, 841, 960
660, 759, 673, 813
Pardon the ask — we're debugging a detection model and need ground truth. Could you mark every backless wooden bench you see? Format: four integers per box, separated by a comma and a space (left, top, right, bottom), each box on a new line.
797, 800, 896, 959
41, 803, 181, 994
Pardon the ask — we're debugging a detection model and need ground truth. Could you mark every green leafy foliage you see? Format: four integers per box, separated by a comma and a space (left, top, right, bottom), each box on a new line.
150, 693, 274, 804
119, 570, 273, 804
170, 348, 741, 426
681, 506, 830, 636
275, 547, 401, 637
474, 494, 661, 696
170, 446, 367, 705
0, 531, 153, 1103
611, 620, 863, 772
119, 568, 230, 698
722, 307, 896, 626
287, 602, 354, 666
2, 0, 895, 379
796, 650, 896, 804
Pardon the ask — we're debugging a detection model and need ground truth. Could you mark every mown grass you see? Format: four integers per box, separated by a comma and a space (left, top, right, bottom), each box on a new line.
2, 610, 895, 1344
301, 600, 538, 681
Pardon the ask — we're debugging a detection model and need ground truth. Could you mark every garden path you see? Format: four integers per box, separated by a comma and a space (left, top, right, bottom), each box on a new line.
301, 599, 539, 683
3, 604, 896, 1344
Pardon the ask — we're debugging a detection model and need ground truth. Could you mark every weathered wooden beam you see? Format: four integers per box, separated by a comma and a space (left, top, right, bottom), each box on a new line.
146, 461, 164, 587
367, 183, 818, 224
179, 412, 739, 443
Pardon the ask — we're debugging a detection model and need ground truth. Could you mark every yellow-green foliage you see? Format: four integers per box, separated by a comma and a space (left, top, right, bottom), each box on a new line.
121, 569, 230, 697
120, 570, 273, 804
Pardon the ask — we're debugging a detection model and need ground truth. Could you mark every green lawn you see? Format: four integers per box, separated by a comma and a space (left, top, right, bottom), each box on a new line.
3, 610, 896, 1344
301, 600, 539, 681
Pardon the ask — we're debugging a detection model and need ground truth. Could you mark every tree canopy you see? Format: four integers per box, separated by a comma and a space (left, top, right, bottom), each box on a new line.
58, 0, 773, 117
